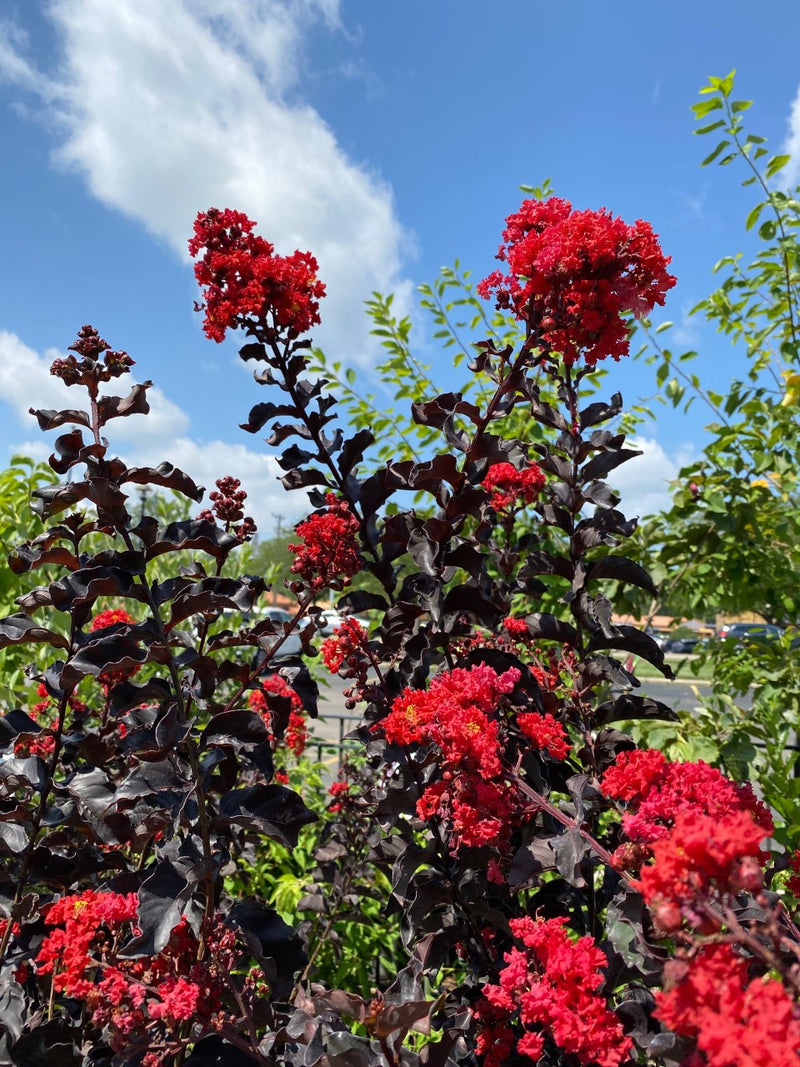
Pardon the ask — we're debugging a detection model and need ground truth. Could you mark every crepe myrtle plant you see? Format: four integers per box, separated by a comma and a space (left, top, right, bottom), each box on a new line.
1, 199, 799, 1067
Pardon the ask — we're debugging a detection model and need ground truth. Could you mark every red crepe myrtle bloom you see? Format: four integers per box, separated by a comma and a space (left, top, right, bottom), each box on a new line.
248, 677, 307, 758
383, 664, 527, 858
635, 808, 771, 912
190, 208, 325, 341
482, 462, 545, 510
479, 916, 632, 1067
600, 749, 773, 845
517, 711, 571, 760
478, 196, 675, 367
35, 890, 245, 1064
320, 618, 368, 675
89, 606, 141, 690
288, 493, 361, 592
91, 607, 135, 632
655, 943, 800, 1066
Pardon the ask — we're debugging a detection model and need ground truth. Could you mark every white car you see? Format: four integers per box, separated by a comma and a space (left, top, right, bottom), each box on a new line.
317, 608, 345, 636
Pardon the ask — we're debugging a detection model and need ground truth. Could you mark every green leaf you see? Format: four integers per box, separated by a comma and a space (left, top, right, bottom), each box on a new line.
758, 219, 777, 241
731, 99, 753, 113
745, 203, 765, 231
695, 119, 726, 135
655, 321, 674, 334
766, 154, 791, 179
701, 140, 731, 166
692, 97, 723, 118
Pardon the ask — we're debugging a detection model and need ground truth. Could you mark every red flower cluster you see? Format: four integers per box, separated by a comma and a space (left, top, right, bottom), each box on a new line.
14, 682, 88, 759
320, 618, 368, 675
189, 208, 325, 342
600, 749, 772, 846
477, 197, 676, 367
655, 943, 800, 1066
478, 916, 632, 1067
198, 475, 257, 540
35, 890, 242, 1063
91, 607, 135, 632
288, 494, 361, 592
482, 462, 545, 510
248, 676, 307, 758
637, 809, 770, 919
602, 751, 774, 928
383, 664, 520, 857
328, 778, 353, 814
517, 711, 571, 760
89, 606, 140, 691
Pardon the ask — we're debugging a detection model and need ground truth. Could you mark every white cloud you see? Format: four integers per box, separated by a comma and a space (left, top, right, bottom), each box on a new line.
0, 0, 413, 361
783, 82, 800, 188
0, 330, 308, 534
606, 436, 697, 518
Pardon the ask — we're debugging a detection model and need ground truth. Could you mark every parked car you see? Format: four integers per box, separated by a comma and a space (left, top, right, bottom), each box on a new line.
317, 608, 345, 636
716, 622, 783, 646
645, 628, 671, 651
663, 635, 701, 654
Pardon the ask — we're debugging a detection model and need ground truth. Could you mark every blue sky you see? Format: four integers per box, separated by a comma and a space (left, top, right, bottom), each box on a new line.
0, 0, 798, 532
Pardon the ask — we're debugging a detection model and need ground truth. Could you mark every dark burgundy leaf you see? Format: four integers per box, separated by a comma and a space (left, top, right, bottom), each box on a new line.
228, 900, 307, 998
141, 519, 240, 561
337, 590, 388, 614
201, 710, 269, 748
527, 394, 569, 431
30, 479, 128, 520
0, 614, 70, 651
0, 824, 28, 854
183, 1037, 262, 1067
97, 382, 151, 423
167, 576, 265, 628
524, 613, 579, 646
579, 392, 622, 430
0, 709, 41, 747
48, 428, 87, 475
581, 448, 642, 482
533, 445, 572, 480
582, 480, 620, 508
238, 341, 268, 363
11, 1018, 81, 1067
17, 567, 148, 615
586, 625, 674, 677
8, 543, 80, 575
123, 858, 191, 957
411, 392, 481, 430
0, 972, 25, 1042
586, 557, 658, 597
508, 837, 556, 889
277, 443, 316, 470
280, 467, 331, 491
61, 630, 149, 689
0, 757, 48, 792
29, 406, 90, 431
217, 784, 317, 847
121, 463, 204, 502
338, 428, 375, 478
551, 828, 588, 887
239, 399, 297, 434
594, 694, 678, 726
